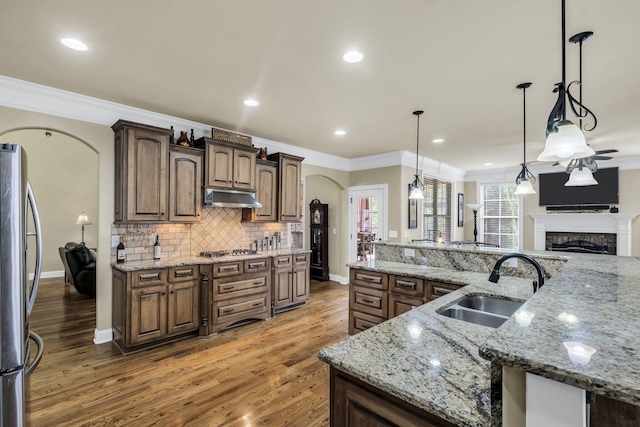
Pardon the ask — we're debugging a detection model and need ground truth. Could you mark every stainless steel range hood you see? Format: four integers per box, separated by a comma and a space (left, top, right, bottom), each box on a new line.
203, 188, 262, 208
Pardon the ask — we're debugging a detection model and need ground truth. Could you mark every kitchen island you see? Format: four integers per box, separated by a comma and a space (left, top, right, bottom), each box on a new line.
319, 242, 640, 426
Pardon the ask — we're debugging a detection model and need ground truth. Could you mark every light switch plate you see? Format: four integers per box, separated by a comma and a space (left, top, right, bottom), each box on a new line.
111, 235, 120, 247
389, 230, 398, 238
404, 248, 416, 257
332, 228, 336, 234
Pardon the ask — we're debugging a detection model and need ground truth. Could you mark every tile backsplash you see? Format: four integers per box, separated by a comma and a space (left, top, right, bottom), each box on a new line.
111, 208, 289, 262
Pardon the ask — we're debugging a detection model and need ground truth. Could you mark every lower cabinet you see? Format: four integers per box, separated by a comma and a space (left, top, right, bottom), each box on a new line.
348, 268, 463, 335
331, 368, 456, 427
272, 253, 310, 314
112, 266, 199, 353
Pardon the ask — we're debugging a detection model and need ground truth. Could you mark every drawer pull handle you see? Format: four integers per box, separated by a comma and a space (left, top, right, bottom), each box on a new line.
295, 256, 306, 261
397, 281, 415, 288
248, 262, 265, 268
361, 298, 374, 304
433, 286, 453, 295
139, 273, 160, 281
222, 308, 234, 314
174, 269, 192, 277
221, 266, 239, 272
253, 281, 263, 286
361, 276, 377, 282
222, 286, 234, 291
252, 302, 262, 307
278, 258, 289, 264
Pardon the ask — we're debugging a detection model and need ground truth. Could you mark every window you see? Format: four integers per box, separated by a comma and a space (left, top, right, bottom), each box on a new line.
481, 183, 519, 249
422, 177, 452, 242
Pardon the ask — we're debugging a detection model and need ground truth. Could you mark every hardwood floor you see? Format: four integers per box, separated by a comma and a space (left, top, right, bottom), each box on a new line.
27, 278, 349, 426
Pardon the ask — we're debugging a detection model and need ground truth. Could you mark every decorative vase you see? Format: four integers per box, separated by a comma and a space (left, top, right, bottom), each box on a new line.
176, 131, 190, 147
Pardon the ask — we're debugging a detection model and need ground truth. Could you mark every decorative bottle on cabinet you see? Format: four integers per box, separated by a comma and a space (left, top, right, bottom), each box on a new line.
153, 235, 161, 260
309, 198, 329, 281
117, 237, 125, 264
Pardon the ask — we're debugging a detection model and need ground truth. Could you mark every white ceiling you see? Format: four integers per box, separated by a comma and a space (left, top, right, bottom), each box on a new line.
1, 0, 638, 172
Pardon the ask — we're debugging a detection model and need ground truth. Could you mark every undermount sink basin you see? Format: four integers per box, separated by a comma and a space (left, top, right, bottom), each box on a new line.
438, 295, 524, 328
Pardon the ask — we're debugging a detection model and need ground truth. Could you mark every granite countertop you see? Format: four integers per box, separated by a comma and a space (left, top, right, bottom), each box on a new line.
480, 253, 640, 406
111, 248, 311, 272
319, 263, 534, 427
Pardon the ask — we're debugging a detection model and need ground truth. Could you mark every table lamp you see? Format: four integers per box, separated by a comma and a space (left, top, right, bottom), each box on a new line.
75, 212, 91, 245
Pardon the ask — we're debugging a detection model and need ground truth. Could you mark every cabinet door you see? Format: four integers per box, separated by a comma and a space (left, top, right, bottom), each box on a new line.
244, 162, 277, 221
388, 293, 424, 318
273, 268, 292, 308
169, 149, 202, 222
205, 143, 233, 188
130, 285, 167, 345
280, 156, 301, 221
233, 147, 256, 190
292, 263, 309, 303
167, 281, 199, 335
126, 128, 169, 221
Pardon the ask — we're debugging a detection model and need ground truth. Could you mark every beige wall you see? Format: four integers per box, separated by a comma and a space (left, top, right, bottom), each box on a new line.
0, 105, 115, 334
0, 129, 99, 272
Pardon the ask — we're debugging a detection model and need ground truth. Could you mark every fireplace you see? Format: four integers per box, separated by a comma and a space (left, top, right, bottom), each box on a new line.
529, 213, 638, 257
546, 232, 616, 255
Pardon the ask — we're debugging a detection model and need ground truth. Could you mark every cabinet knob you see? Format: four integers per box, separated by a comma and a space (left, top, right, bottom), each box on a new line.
162, 292, 166, 295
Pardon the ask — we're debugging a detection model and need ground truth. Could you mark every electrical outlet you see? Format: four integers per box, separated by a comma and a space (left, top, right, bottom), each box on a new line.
264, 231, 269, 238
404, 248, 415, 257
389, 230, 398, 238
111, 235, 120, 247
332, 228, 336, 234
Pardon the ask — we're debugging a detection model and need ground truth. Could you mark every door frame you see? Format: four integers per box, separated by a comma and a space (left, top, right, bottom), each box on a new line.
347, 184, 388, 265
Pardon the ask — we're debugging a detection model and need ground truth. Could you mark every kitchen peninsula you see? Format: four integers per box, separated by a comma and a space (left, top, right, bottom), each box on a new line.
319, 242, 640, 426
111, 248, 310, 353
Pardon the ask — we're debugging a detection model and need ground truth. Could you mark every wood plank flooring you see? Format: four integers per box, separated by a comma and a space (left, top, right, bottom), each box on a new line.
26, 278, 349, 426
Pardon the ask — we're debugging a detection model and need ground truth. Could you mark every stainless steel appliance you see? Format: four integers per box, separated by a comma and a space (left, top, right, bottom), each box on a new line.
0, 144, 44, 426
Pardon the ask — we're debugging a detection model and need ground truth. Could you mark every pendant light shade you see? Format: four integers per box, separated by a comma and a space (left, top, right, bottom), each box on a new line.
514, 179, 536, 195
513, 82, 537, 196
565, 165, 598, 186
408, 110, 425, 200
537, 121, 595, 162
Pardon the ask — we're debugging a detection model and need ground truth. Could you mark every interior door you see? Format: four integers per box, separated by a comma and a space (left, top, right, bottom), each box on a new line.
348, 185, 387, 264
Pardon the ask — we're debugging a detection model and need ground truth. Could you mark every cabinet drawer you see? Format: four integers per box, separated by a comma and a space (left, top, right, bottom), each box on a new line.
214, 274, 269, 298
215, 295, 268, 321
168, 266, 199, 283
350, 285, 388, 318
293, 253, 308, 265
273, 255, 292, 268
244, 258, 271, 273
349, 310, 385, 335
389, 293, 424, 318
389, 275, 424, 297
213, 261, 243, 277
132, 269, 167, 287
351, 269, 388, 290
427, 281, 463, 300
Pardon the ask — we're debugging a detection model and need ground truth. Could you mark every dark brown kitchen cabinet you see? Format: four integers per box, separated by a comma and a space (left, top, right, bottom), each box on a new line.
272, 254, 310, 314
112, 120, 171, 222
196, 138, 258, 191
267, 152, 304, 222
331, 368, 456, 427
169, 146, 202, 222
242, 159, 278, 222
112, 266, 199, 353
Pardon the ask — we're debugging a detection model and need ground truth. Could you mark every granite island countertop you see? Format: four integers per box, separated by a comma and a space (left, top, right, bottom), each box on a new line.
318, 261, 535, 427
111, 248, 311, 272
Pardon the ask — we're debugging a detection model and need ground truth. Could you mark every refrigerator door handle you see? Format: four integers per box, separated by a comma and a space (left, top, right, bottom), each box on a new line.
26, 182, 42, 317
25, 331, 44, 375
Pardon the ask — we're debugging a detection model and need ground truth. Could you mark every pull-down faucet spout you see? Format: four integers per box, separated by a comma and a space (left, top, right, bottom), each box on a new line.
488, 253, 545, 293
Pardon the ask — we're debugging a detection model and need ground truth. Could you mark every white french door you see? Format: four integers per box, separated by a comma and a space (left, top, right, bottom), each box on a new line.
348, 185, 387, 264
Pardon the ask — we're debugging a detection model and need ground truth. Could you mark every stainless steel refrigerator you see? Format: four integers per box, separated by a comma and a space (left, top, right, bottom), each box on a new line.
0, 144, 44, 426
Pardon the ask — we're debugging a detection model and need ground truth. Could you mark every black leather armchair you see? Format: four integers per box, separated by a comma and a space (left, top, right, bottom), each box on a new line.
59, 242, 96, 298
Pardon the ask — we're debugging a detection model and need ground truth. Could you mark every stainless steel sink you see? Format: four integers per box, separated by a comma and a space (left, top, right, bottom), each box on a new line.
438, 295, 523, 328
456, 295, 523, 317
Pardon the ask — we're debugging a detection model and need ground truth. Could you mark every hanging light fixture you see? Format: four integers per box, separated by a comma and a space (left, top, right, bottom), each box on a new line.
514, 82, 536, 196
408, 110, 425, 200
537, 0, 596, 162
565, 158, 598, 186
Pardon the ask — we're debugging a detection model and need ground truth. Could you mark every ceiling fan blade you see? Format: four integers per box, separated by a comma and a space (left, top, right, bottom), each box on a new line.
592, 156, 612, 160
594, 149, 619, 155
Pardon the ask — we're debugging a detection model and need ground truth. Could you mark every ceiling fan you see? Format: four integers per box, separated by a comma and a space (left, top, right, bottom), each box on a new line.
553, 148, 618, 173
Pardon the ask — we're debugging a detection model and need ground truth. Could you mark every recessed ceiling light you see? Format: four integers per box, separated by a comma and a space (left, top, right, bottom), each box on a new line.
343, 51, 363, 63
484, 163, 493, 166
432, 138, 444, 143
334, 130, 346, 136
61, 38, 88, 51
243, 99, 259, 107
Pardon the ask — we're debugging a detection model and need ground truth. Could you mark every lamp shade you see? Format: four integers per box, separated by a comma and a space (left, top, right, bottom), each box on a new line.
537, 122, 595, 162
565, 167, 598, 186
75, 212, 91, 225
409, 185, 424, 200
466, 203, 482, 212
514, 179, 536, 195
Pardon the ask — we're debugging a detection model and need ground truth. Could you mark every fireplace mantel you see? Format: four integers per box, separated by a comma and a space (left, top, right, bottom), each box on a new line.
528, 213, 639, 256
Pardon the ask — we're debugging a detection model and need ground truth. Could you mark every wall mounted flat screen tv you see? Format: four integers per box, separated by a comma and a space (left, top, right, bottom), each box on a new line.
538, 167, 619, 207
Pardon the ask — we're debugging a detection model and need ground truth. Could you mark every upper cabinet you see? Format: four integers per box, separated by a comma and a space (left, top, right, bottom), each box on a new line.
242, 159, 278, 222
113, 120, 171, 222
267, 152, 304, 222
194, 138, 258, 191
169, 146, 203, 222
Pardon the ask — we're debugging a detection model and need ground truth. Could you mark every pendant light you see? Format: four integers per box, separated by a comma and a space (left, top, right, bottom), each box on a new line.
514, 82, 536, 196
408, 110, 425, 200
537, 0, 596, 162
565, 158, 598, 186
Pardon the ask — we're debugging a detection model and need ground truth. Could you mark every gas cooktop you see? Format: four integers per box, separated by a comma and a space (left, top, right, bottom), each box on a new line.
199, 249, 257, 258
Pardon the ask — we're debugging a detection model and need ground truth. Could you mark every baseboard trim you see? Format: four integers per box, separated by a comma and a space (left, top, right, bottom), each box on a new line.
30, 270, 64, 280
94, 328, 113, 344
329, 273, 349, 285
